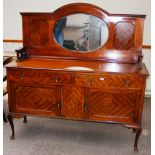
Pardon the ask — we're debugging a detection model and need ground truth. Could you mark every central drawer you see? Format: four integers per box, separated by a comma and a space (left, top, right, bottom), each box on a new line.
8, 69, 73, 85
75, 73, 143, 89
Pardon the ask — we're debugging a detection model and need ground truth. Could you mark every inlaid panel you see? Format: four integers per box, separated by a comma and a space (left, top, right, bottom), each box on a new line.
111, 93, 135, 117
62, 86, 84, 119
14, 85, 60, 116
88, 89, 137, 121
30, 19, 49, 47
89, 92, 112, 116
114, 22, 135, 50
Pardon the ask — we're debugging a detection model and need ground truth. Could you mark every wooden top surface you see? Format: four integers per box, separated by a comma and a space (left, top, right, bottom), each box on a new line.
6, 58, 149, 76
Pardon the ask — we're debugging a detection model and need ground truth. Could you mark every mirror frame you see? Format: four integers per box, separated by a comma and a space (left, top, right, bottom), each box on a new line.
53, 13, 109, 52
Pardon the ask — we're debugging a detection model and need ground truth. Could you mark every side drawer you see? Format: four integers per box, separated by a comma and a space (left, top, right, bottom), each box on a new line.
75, 73, 143, 89
8, 69, 73, 85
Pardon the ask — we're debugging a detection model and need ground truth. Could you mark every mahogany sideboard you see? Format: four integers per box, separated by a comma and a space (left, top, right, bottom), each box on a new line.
6, 3, 149, 152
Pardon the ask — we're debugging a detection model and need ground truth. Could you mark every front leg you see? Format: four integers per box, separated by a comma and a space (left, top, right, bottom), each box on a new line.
3, 111, 8, 123
23, 115, 27, 123
7, 114, 15, 140
133, 128, 136, 133
134, 127, 142, 152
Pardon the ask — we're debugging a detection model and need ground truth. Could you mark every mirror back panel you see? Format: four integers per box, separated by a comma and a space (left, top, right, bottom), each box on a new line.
21, 3, 145, 63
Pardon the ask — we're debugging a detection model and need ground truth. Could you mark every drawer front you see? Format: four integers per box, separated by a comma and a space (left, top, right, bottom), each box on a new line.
75, 73, 143, 89
8, 69, 73, 85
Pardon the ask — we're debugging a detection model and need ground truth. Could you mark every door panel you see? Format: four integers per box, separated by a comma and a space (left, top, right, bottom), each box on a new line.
14, 84, 61, 116
89, 92, 112, 116
62, 86, 84, 119
88, 89, 139, 123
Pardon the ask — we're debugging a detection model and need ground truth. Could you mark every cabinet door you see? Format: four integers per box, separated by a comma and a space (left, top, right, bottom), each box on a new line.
12, 84, 61, 117
87, 89, 140, 123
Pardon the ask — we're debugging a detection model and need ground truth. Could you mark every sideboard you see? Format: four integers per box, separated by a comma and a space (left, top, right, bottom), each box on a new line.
6, 3, 149, 152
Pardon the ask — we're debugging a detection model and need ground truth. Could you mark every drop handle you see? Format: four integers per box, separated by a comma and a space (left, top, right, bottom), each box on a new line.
56, 101, 61, 109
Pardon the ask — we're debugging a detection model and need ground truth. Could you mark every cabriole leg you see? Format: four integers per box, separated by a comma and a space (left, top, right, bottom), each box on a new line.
7, 114, 15, 140
134, 127, 142, 152
133, 128, 136, 133
3, 111, 8, 123
23, 115, 27, 123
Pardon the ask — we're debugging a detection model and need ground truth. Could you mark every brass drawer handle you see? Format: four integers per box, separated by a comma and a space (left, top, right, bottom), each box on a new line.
20, 74, 24, 80
125, 80, 130, 87
88, 79, 92, 85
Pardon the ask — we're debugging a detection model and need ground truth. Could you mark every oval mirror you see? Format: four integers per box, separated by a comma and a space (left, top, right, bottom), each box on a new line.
53, 13, 109, 52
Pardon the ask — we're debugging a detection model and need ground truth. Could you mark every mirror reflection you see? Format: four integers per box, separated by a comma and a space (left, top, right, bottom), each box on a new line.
53, 13, 109, 52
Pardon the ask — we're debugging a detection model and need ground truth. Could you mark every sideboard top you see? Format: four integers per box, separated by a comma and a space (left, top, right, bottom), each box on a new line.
6, 58, 149, 76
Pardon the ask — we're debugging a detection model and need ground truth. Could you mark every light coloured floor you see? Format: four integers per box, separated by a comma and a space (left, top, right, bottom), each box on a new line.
3, 98, 150, 155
